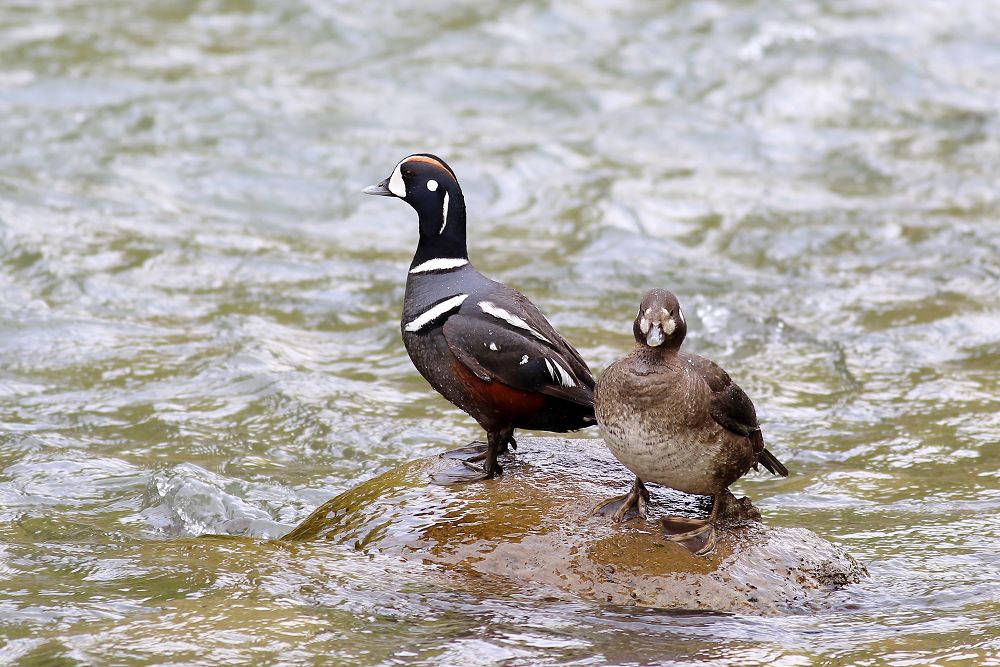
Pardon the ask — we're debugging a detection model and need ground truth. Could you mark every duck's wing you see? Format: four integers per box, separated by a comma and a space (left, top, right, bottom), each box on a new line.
686, 353, 789, 477
441, 302, 595, 408
461, 286, 594, 385
505, 291, 595, 388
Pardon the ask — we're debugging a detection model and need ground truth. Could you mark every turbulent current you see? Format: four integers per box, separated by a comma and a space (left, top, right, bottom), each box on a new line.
1, 0, 999, 664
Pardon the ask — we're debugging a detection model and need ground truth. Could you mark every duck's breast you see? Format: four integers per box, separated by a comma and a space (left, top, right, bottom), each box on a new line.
596, 355, 747, 496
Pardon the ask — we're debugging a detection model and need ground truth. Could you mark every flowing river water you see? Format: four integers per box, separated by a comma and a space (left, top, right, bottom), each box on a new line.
1, 0, 999, 664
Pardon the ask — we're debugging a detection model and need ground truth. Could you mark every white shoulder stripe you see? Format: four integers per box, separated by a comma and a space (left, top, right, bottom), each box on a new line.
404, 294, 468, 333
409, 258, 468, 274
477, 301, 553, 345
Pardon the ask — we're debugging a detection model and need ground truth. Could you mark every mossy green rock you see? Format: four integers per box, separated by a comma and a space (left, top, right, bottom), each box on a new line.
284, 437, 865, 614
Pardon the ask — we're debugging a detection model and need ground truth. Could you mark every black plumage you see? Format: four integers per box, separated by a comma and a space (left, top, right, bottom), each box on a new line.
364, 154, 595, 483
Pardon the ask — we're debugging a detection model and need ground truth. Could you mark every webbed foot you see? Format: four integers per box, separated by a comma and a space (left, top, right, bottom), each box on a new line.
591, 477, 649, 522
430, 460, 502, 485
431, 428, 510, 486
439, 436, 514, 462
661, 516, 717, 556
440, 441, 488, 461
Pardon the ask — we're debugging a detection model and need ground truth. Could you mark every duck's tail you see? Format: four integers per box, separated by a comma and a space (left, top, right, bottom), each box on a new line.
758, 447, 789, 477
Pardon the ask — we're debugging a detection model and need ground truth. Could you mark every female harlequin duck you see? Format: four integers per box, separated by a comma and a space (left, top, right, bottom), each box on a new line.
363, 154, 596, 484
594, 289, 788, 555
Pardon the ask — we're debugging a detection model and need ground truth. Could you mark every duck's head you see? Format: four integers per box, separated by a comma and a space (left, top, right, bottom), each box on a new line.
363, 154, 464, 242
633, 289, 687, 349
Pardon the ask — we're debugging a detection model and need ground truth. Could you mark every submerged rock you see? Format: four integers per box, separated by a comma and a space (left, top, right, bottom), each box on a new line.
284, 437, 865, 614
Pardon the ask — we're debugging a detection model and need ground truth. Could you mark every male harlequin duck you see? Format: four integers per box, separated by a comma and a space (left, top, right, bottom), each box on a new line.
594, 289, 788, 555
363, 154, 596, 484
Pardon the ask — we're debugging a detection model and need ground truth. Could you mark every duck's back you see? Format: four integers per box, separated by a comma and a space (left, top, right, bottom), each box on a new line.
401, 264, 595, 433
595, 349, 756, 496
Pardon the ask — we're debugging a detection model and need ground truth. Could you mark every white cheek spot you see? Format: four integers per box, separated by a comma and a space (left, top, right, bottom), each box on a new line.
663, 318, 676, 335
388, 160, 407, 197
520, 355, 529, 365
639, 317, 651, 334
489, 342, 499, 351
427, 179, 438, 192
439, 192, 450, 234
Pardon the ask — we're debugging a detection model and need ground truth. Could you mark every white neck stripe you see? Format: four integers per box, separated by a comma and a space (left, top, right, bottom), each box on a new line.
409, 258, 469, 274
439, 191, 450, 235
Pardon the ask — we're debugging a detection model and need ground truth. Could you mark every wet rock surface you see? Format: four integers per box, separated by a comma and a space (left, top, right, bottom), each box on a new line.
284, 437, 866, 615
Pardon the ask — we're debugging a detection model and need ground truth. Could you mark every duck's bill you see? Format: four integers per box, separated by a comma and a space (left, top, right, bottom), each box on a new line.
362, 179, 394, 196
646, 324, 665, 347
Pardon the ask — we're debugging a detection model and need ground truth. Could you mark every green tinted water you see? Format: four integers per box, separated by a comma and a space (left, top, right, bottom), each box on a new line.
1, 0, 999, 664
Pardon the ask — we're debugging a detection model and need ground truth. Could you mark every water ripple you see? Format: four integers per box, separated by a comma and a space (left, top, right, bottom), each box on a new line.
1, 0, 999, 664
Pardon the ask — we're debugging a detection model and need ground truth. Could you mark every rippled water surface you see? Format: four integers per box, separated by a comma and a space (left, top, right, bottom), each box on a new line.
2, 0, 1000, 664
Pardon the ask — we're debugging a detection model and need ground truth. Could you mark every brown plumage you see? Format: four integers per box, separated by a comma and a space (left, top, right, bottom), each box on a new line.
594, 289, 788, 555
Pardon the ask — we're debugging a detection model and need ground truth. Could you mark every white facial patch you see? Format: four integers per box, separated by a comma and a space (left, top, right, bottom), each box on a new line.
439, 192, 450, 235
640, 307, 656, 333
426, 179, 438, 192
477, 301, 553, 345
388, 160, 407, 198
678, 307, 685, 326
404, 294, 468, 333
663, 318, 676, 335
409, 258, 468, 274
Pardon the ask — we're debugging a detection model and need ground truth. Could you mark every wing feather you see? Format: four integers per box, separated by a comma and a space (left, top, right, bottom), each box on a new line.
686, 353, 788, 477
442, 313, 594, 408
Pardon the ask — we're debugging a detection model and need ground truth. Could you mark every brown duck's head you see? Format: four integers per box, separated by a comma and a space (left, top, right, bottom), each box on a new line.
633, 289, 687, 349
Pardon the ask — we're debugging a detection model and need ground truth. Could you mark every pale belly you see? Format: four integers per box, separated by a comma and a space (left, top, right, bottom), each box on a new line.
599, 414, 728, 496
